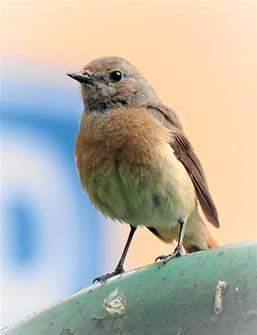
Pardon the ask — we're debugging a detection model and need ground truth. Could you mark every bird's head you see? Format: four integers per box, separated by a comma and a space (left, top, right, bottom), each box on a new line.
67, 56, 159, 112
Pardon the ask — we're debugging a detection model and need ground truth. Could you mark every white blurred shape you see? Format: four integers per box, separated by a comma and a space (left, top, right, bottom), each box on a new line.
1, 127, 81, 327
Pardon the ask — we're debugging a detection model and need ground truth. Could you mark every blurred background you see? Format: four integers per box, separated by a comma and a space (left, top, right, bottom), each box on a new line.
1, 1, 256, 328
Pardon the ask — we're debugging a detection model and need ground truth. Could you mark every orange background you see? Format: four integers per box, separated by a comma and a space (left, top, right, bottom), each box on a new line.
2, 1, 257, 271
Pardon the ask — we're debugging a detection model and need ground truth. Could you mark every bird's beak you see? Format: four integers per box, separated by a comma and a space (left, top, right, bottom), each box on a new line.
67, 72, 94, 84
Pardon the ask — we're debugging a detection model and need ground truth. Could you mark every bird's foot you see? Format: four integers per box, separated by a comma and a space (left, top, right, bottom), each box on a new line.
155, 246, 183, 264
93, 266, 124, 284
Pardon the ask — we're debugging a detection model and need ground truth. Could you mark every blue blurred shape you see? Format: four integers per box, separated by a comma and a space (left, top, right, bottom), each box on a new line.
7, 197, 39, 267
1, 74, 107, 327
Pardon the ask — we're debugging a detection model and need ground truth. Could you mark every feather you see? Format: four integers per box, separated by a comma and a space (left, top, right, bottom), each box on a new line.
147, 105, 219, 228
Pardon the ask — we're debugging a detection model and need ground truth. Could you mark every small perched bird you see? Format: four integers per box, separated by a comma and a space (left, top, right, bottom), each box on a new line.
68, 56, 219, 283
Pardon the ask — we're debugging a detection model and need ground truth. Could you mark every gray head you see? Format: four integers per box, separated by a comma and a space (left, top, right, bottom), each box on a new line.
67, 57, 159, 112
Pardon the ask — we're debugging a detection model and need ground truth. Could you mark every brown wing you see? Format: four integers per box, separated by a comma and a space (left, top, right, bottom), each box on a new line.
147, 104, 219, 228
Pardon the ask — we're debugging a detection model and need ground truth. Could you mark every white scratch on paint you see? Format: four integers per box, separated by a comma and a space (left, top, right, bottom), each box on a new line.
214, 280, 227, 314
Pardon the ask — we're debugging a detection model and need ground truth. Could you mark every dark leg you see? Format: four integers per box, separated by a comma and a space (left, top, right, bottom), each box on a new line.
93, 225, 136, 283
155, 219, 186, 264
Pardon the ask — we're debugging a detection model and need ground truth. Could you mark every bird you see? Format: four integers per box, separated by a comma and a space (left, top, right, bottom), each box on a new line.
67, 56, 219, 283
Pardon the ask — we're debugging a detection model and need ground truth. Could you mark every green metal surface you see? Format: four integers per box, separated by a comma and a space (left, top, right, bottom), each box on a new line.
3, 241, 257, 335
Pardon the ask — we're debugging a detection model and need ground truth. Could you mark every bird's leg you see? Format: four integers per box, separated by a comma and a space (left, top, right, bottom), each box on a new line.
155, 219, 186, 264
93, 225, 136, 283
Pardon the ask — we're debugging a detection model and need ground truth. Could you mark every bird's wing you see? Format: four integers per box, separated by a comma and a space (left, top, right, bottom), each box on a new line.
147, 104, 219, 228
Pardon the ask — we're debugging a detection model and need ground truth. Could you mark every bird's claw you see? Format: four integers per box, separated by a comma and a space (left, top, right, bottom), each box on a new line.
155, 246, 183, 264
93, 267, 124, 284
155, 254, 167, 262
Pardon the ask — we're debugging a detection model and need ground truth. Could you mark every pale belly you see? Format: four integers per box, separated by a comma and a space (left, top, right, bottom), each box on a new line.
82, 143, 196, 229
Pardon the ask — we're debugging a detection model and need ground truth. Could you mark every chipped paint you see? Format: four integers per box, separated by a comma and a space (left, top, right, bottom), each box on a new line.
103, 289, 126, 316
60, 329, 74, 335
176, 327, 183, 335
214, 280, 227, 314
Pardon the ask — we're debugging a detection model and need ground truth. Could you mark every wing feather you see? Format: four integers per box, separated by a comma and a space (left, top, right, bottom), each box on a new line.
147, 104, 219, 227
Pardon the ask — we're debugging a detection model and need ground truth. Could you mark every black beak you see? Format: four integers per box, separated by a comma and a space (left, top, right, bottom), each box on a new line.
67, 72, 94, 84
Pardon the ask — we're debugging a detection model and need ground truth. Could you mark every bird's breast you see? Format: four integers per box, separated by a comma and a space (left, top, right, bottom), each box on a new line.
75, 107, 195, 226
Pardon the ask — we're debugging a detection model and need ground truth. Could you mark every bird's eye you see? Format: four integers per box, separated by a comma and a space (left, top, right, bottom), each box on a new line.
109, 71, 123, 82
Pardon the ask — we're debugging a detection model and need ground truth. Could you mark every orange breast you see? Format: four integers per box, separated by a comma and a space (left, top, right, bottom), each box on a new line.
75, 107, 195, 226
75, 107, 170, 218
75, 107, 171, 179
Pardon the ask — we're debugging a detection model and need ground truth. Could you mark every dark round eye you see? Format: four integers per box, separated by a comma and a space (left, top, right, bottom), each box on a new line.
109, 71, 123, 82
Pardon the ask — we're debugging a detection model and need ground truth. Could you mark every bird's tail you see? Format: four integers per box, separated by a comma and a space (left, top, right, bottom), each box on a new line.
205, 224, 219, 249
147, 209, 219, 252
183, 209, 219, 253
